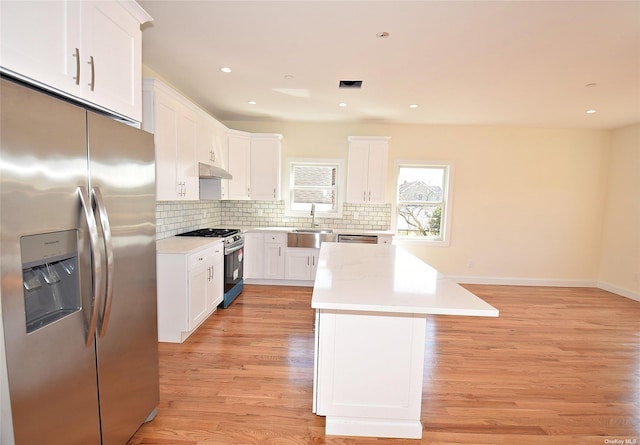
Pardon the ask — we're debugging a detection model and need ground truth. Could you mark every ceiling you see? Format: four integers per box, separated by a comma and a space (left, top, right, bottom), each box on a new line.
139, 1, 640, 130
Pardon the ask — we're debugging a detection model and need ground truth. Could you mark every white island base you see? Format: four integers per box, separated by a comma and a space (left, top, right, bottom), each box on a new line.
311, 243, 499, 440
314, 310, 426, 439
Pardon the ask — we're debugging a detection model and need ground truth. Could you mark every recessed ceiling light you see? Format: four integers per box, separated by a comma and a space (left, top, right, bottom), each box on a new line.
585, 83, 597, 88
409, 104, 419, 109
376, 31, 390, 39
248, 100, 257, 105
586, 109, 597, 114
220, 67, 232, 73
339, 103, 347, 108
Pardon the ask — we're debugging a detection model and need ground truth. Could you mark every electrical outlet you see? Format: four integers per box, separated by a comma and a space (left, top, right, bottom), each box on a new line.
354, 212, 359, 220
467, 260, 474, 270
258, 209, 264, 216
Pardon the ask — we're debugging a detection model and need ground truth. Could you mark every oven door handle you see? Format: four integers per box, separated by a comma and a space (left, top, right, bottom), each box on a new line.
225, 243, 244, 255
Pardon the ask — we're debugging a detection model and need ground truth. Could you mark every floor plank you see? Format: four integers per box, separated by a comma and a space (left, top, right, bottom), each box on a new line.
128, 284, 640, 444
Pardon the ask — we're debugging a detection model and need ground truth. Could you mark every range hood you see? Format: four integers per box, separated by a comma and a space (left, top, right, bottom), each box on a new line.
198, 162, 232, 180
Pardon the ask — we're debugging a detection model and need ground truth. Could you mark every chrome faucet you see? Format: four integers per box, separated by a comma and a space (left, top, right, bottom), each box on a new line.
310, 203, 317, 227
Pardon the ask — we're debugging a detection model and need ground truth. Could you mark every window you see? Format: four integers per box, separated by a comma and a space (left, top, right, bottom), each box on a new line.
394, 161, 452, 243
286, 160, 343, 217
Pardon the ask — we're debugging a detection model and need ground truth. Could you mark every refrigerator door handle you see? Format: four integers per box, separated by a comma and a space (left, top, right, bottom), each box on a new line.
93, 187, 114, 337
78, 186, 102, 346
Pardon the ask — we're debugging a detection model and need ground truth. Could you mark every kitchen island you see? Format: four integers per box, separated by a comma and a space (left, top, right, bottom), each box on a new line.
311, 243, 499, 439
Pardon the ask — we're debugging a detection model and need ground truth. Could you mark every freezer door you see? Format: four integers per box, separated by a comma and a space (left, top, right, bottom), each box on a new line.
87, 112, 160, 444
0, 79, 102, 444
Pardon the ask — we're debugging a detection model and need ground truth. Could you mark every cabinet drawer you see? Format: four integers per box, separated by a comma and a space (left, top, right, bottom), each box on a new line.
210, 245, 224, 266
188, 251, 208, 268
264, 232, 286, 244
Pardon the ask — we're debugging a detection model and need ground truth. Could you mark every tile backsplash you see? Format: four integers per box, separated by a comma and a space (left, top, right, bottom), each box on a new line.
156, 200, 391, 240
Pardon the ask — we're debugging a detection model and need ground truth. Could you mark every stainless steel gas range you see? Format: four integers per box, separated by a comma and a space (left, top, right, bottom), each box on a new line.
176, 228, 244, 308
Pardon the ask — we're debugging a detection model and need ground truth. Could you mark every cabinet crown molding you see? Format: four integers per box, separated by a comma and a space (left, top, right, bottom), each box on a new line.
120, 0, 153, 24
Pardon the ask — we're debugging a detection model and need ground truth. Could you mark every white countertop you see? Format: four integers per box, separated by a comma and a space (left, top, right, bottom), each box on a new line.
156, 236, 223, 254
312, 243, 499, 317
246, 227, 395, 237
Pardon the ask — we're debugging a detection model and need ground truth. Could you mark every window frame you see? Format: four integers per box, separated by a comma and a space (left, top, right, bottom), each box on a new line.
284, 158, 345, 219
392, 160, 454, 246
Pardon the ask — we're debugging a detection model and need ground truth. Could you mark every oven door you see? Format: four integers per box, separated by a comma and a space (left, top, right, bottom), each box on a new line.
224, 244, 244, 293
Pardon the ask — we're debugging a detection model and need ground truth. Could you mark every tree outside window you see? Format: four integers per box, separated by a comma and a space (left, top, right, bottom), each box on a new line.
396, 164, 450, 240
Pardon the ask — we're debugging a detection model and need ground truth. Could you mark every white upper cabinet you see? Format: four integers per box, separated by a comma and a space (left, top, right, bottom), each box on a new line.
346, 136, 390, 204
250, 134, 282, 201
143, 79, 198, 200
226, 131, 252, 200
226, 131, 282, 201
0, 0, 151, 122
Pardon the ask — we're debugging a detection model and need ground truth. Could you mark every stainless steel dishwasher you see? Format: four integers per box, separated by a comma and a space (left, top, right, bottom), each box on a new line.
336, 234, 378, 244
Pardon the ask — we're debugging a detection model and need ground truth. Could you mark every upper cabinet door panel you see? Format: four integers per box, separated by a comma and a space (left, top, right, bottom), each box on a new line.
346, 141, 370, 203
366, 141, 389, 204
154, 94, 180, 200
177, 104, 199, 200
81, 2, 142, 121
227, 132, 252, 200
250, 135, 282, 201
0, 1, 81, 94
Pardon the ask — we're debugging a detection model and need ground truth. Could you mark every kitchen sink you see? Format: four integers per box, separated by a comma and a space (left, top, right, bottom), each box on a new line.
287, 230, 336, 248
291, 228, 333, 234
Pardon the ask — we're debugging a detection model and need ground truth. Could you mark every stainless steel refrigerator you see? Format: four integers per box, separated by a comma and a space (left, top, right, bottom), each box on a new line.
0, 77, 159, 444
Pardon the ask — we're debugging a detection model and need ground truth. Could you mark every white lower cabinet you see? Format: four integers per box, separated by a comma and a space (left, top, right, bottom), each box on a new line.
378, 235, 393, 245
244, 232, 264, 279
285, 248, 319, 281
263, 232, 286, 279
157, 242, 224, 343
245, 230, 392, 285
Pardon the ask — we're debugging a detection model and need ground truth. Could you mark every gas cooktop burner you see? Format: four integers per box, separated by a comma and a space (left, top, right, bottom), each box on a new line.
176, 228, 240, 237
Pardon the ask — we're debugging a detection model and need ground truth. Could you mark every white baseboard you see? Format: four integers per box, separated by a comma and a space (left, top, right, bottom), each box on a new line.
448, 275, 640, 302
597, 281, 640, 302
448, 275, 597, 288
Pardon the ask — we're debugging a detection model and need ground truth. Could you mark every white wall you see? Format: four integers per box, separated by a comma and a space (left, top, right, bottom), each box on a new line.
598, 124, 640, 300
226, 120, 614, 285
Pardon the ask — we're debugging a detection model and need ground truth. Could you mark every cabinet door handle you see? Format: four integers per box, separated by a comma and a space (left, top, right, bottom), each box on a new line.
368, 191, 371, 201
307, 257, 310, 266
273, 188, 276, 199
73, 48, 80, 85
88, 56, 95, 91
363, 191, 366, 201
278, 247, 281, 256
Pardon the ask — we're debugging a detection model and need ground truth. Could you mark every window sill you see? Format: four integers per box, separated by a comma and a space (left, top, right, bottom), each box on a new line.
394, 237, 450, 247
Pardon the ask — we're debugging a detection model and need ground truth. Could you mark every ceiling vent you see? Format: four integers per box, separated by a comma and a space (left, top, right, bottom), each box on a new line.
339, 80, 363, 89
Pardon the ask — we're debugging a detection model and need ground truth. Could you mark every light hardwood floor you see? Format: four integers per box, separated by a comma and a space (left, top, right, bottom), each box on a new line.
128, 284, 640, 445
